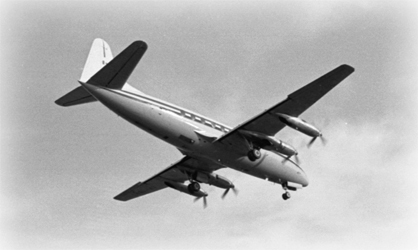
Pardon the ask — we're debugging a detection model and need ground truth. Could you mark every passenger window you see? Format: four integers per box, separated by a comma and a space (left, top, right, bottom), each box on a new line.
204, 121, 213, 127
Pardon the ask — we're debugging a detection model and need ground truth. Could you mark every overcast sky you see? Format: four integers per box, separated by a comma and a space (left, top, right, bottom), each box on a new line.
1, 0, 417, 249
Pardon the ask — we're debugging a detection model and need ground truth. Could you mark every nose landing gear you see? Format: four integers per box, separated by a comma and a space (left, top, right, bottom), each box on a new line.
281, 182, 292, 200
282, 191, 291, 200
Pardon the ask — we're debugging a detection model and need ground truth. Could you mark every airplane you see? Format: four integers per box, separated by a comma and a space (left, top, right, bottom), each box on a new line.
56, 39, 354, 207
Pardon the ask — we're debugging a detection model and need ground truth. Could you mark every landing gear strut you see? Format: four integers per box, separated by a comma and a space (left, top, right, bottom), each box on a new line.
281, 182, 291, 200
247, 148, 261, 161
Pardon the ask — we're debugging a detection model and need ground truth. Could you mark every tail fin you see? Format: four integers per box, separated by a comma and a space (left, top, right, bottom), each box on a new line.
55, 39, 147, 107
86, 40, 147, 89
56, 38, 113, 106
79, 38, 113, 83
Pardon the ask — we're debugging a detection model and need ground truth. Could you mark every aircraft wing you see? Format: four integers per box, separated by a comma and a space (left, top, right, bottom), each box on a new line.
217, 64, 354, 141
114, 156, 222, 201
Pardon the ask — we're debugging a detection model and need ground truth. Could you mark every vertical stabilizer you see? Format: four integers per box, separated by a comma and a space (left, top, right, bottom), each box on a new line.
56, 39, 147, 107
79, 38, 113, 83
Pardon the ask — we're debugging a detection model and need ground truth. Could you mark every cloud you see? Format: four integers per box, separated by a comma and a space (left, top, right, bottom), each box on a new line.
2, 1, 418, 249
191, 114, 418, 250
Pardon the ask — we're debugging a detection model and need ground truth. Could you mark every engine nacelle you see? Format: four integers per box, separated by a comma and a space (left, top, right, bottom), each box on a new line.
164, 181, 207, 198
275, 113, 321, 138
193, 172, 233, 189
239, 130, 297, 156
263, 136, 298, 156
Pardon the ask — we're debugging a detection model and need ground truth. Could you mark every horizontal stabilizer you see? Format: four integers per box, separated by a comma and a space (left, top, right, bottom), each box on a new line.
55, 86, 97, 106
87, 41, 147, 89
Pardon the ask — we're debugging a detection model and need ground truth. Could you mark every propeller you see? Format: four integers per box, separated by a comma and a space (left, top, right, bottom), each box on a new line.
194, 196, 208, 209
294, 154, 300, 164
307, 133, 327, 148
282, 153, 300, 164
221, 186, 239, 199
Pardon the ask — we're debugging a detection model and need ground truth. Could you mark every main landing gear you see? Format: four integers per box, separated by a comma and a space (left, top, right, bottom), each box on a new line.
188, 181, 201, 193
247, 148, 261, 161
242, 135, 261, 162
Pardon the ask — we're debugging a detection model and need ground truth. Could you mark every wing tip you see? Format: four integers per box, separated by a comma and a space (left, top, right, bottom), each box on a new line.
132, 40, 148, 50
340, 64, 355, 73
55, 99, 65, 107
113, 196, 128, 202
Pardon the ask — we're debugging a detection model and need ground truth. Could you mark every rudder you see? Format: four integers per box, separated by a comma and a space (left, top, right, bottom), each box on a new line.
79, 38, 113, 82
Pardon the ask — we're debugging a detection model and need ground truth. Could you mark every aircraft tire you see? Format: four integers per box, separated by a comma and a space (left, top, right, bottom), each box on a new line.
282, 192, 291, 200
247, 149, 261, 161
188, 182, 201, 193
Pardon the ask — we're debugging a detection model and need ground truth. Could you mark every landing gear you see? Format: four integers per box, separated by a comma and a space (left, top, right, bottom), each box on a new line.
281, 182, 291, 200
247, 148, 261, 161
188, 181, 201, 193
242, 134, 261, 161
282, 191, 291, 200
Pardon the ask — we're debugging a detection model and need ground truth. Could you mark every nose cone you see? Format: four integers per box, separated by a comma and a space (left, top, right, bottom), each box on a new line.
290, 162, 309, 187
298, 171, 309, 187
283, 160, 309, 187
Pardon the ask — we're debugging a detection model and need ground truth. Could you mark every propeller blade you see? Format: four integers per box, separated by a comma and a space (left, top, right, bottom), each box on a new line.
194, 196, 208, 209
203, 197, 207, 208
282, 154, 300, 164
222, 186, 239, 199
282, 155, 291, 163
294, 154, 300, 164
222, 188, 230, 199
320, 135, 327, 146
307, 137, 317, 148
232, 187, 239, 196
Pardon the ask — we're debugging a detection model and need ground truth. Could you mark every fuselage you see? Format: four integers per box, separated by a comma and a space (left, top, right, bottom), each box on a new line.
81, 82, 309, 188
